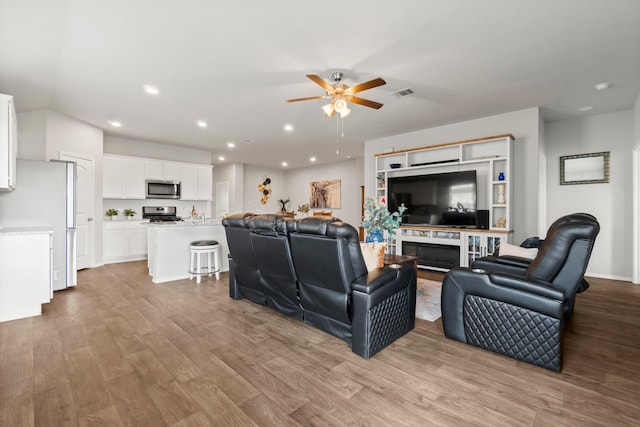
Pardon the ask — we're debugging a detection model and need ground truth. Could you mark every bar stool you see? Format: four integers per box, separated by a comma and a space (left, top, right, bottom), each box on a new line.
189, 240, 220, 283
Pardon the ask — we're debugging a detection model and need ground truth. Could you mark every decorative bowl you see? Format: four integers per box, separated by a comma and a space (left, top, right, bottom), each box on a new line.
389, 163, 402, 169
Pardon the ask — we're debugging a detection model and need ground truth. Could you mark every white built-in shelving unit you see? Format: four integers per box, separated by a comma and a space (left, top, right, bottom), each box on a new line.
375, 134, 514, 269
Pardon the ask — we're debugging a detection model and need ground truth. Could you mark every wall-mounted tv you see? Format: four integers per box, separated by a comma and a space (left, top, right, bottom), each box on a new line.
387, 170, 477, 227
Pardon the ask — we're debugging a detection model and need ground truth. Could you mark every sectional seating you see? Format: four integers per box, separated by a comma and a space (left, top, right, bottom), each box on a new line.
222, 213, 417, 359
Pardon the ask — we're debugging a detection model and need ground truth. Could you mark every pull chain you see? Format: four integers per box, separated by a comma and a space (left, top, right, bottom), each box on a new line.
336, 113, 340, 154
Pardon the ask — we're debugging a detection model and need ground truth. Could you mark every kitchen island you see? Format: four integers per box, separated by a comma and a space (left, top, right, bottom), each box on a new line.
147, 221, 229, 284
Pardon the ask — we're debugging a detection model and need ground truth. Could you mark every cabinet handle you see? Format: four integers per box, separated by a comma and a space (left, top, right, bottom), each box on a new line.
88, 217, 94, 222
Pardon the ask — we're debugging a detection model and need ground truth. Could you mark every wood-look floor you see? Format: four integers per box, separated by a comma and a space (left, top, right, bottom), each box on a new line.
1, 261, 639, 426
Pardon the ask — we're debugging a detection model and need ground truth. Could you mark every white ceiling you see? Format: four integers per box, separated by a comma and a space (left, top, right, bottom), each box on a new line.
1, 0, 639, 169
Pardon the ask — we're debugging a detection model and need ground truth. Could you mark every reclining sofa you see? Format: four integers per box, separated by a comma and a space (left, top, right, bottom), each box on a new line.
441, 213, 600, 371
222, 213, 417, 359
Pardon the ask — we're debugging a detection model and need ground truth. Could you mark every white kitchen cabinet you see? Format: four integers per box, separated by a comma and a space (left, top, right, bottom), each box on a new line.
180, 164, 199, 200
144, 159, 182, 182
103, 156, 125, 198
103, 155, 145, 199
144, 160, 163, 180
104, 221, 148, 263
124, 158, 145, 198
0, 229, 52, 322
197, 166, 213, 200
0, 93, 17, 191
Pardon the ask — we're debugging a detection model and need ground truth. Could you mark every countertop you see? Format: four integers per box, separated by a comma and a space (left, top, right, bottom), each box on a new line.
0, 227, 54, 235
147, 220, 222, 228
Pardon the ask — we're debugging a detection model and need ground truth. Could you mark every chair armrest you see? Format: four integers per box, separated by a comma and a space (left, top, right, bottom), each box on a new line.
351, 266, 410, 294
471, 255, 531, 276
443, 268, 565, 320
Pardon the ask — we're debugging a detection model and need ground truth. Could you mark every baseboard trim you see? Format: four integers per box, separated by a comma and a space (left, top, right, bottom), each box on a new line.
585, 272, 634, 283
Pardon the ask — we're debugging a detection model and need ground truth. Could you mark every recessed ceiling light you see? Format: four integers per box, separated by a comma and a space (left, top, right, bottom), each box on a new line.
108, 120, 122, 127
594, 82, 611, 91
143, 85, 159, 95
218, 156, 225, 161
284, 124, 293, 132
227, 142, 236, 148
578, 105, 594, 112
309, 156, 316, 162
281, 161, 288, 167
196, 120, 207, 128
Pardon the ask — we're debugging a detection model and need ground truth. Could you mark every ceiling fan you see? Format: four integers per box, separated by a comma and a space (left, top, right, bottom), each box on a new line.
286, 72, 386, 117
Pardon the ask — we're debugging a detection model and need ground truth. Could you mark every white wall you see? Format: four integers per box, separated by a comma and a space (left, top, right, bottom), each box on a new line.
285, 158, 362, 226
104, 135, 212, 165
546, 110, 634, 280
15, 110, 46, 160
243, 165, 287, 215
365, 107, 542, 244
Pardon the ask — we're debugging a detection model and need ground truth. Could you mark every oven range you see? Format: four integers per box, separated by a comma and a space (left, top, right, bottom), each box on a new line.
142, 206, 182, 222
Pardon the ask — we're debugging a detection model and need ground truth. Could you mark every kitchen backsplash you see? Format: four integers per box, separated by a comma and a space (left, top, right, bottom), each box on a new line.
103, 199, 212, 220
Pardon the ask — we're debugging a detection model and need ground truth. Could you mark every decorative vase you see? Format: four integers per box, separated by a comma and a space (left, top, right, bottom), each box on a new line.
366, 230, 384, 243
498, 172, 505, 181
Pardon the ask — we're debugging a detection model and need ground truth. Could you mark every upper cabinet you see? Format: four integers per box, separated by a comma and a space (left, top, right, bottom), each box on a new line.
103, 156, 145, 199
0, 93, 17, 191
104, 154, 212, 200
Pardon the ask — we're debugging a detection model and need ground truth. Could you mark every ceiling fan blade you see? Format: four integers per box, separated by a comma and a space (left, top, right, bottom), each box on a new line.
349, 96, 383, 109
306, 74, 334, 92
349, 77, 386, 94
285, 95, 327, 103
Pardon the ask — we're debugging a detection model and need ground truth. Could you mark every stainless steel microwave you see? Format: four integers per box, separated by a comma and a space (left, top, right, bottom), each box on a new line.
145, 179, 181, 199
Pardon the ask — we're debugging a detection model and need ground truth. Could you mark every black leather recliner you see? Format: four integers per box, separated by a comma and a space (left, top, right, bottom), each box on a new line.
247, 214, 302, 320
223, 214, 417, 359
441, 213, 600, 371
223, 212, 268, 305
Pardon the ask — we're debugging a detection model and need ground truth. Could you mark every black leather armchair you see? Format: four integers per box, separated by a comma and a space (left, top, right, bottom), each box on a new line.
287, 216, 416, 358
441, 213, 600, 371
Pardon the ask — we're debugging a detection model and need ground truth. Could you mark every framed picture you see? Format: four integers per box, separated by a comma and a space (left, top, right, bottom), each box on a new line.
560, 151, 610, 185
309, 179, 341, 209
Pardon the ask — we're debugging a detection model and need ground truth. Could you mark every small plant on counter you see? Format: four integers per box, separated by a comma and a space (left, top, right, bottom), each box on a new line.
124, 208, 136, 217
105, 208, 119, 218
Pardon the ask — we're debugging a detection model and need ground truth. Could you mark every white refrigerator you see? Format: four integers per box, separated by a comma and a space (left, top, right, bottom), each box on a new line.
0, 159, 77, 290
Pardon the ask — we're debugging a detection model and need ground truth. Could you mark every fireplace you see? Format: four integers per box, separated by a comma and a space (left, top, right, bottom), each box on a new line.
402, 241, 460, 270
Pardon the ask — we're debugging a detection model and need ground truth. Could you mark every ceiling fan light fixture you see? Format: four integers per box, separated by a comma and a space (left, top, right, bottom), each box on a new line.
322, 103, 334, 116
339, 106, 351, 118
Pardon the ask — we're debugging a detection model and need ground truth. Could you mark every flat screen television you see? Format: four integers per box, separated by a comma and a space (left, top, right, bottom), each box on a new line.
387, 170, 477, 227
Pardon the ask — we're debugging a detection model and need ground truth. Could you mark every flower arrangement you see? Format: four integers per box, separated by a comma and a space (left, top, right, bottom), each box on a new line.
298, 203, 310, 214
124, 208, 136, 217
105, 208, 118, 218
361, 197, 406, 240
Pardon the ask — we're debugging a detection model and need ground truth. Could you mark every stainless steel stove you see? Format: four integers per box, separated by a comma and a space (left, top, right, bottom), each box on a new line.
142, 206, 182, 222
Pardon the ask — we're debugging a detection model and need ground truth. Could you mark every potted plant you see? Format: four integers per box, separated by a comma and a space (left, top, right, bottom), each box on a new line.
124, 208, 136, 219
361, 197, 406, 242
105, 208, 119, 220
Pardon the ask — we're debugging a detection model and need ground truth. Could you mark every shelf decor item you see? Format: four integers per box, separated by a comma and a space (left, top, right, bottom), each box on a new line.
361, 197, 406, 242
124, 208, 136, 219
105, 208, 118, 220
498, 172, 505, 181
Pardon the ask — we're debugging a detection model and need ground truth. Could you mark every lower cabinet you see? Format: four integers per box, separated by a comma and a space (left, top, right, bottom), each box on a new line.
464, 233, 504, 265
104, 221, 148, 264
